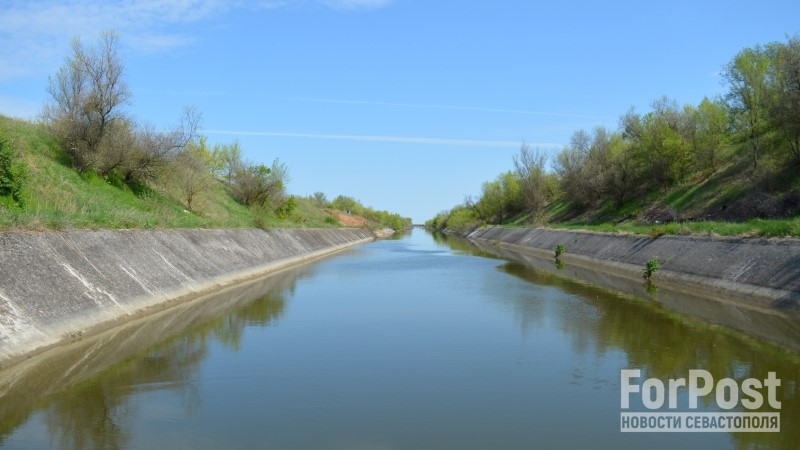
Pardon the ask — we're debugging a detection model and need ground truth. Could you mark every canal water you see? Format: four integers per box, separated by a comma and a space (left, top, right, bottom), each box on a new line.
0, 229, 798, 449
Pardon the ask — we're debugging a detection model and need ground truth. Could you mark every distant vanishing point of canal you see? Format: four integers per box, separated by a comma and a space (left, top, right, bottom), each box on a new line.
1, 229, 798, 449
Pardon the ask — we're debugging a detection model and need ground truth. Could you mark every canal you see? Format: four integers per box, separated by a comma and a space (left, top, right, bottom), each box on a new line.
0, 229, 798, 449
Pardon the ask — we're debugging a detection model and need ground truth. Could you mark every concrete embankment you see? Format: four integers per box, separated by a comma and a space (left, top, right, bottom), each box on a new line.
466, 227, 800, 309
0, 228, 373, 366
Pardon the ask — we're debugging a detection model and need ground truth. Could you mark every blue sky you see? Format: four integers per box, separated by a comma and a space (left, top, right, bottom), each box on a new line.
1, 0, 799, 222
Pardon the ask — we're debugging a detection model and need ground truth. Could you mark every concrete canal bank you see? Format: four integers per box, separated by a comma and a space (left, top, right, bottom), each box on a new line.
0, 228, 374, 366
466, 227, 800, 309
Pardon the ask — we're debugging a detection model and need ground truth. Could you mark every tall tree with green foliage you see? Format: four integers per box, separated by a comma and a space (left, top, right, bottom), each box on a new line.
767, 36, 800, 163
693, 97, 730, 173
724, 46, 770, 169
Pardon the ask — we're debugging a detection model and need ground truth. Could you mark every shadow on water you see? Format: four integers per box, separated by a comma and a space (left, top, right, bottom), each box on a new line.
0, 265, 309, 449
434, 231, 800, 449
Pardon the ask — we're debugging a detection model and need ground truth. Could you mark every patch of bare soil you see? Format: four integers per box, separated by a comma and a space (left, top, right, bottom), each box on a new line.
325, 210, 369, 227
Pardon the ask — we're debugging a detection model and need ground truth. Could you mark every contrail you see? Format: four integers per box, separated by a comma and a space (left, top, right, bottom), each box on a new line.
202, 129, 562, 148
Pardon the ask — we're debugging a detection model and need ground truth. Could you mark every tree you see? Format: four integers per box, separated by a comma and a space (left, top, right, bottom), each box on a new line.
694, 97, 730, 173
513, 143, 550, 219
44, 31, 131, 171
312, 191, 327, 207
174, 142, 214, 212
724, 46, 770, 169
124, 106, 201, 183
475, 178, 505, 222
230, 159, 287, 208
330, 195, 359, 213
554, 128, 612, 207
768, 36, 800, 163
211, 140, 243, 182
607, 138, 639, 208
500, 171, 524, 216
554, 130, 590, 206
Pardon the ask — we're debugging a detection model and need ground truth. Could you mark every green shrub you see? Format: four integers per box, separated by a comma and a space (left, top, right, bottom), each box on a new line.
0, 135, 27, 206
445, 208, 479, 233
324, 216, 337, 225
275, 196, 297, 219
643, 257, 661, 280
555, 243, 565, 258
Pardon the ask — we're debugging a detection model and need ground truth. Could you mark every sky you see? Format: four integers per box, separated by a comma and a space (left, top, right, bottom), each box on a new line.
1, 0, 799, 223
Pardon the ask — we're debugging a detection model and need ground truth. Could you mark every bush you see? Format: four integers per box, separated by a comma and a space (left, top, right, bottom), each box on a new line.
643, 257, 661, 279
555, 243, 565, 258
445, 208, 479, 233
324, 216, 337, 225
0, 135, 27, 206
275, 196, 297, 219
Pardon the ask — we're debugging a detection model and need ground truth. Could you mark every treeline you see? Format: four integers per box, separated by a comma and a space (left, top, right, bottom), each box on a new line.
428, 35, 800, 232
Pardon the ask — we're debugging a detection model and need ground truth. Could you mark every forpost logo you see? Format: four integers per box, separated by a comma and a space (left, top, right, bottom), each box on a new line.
620, 369, 781, 432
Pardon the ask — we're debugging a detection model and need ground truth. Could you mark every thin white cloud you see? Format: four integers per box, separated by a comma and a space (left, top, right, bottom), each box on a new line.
202, 129, 561, 148
0, 0, 393, 81
0, 0, 229, 80
291, 97, 609, 120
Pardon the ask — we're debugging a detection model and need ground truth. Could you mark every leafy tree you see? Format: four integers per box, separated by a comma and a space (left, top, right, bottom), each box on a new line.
767, 36, 800, 163
330, 195, 359, 213
694, 97, 730, 173
475, 178, 505, 222
724, 45, 770, 169
174, 141, 214, 212
211, 140, 243, 182
606, 137, 639, 208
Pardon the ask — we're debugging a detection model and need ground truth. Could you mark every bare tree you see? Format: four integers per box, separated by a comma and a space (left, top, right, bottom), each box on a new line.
513, 143, 550, 219
44, 31, 130, 171
312, 191, 328, 207
124, 106, 201, 183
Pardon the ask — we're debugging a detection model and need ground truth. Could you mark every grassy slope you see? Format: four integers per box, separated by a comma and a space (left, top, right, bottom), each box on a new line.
0, 116, 339, 230
521, 157, 800, 238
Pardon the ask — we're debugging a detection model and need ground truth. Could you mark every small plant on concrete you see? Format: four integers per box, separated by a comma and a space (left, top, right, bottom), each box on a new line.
643, 257, 661, 280
555, 243, 565, 258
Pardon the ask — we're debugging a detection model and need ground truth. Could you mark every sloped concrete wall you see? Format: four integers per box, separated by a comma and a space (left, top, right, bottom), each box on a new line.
0, 228, 372, 365
468, 227, 800, 309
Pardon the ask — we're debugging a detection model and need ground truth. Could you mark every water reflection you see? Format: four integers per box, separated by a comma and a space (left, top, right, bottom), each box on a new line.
439, 233, 800, 449
0, 266, 300, 449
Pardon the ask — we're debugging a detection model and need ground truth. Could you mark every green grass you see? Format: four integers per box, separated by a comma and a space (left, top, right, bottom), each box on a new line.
546, 217, 800, 238
0, 115, 343, 231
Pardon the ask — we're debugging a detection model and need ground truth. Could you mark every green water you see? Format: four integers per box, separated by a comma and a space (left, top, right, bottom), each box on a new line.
0, 229, 798, 449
